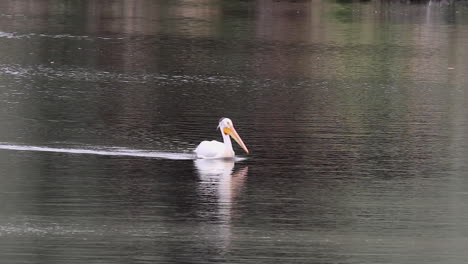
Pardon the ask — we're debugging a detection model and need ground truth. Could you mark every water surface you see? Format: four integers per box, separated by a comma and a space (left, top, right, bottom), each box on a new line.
1, 0, 468, 263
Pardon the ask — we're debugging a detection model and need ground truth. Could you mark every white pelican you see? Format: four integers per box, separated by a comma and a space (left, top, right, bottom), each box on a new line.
195, 117, 249, 159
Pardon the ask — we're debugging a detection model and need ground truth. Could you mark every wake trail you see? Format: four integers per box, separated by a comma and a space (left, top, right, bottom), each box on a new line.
0, 143, 195, 160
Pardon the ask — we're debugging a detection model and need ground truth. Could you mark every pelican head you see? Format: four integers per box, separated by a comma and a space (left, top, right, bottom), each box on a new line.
218, 117, 249, 154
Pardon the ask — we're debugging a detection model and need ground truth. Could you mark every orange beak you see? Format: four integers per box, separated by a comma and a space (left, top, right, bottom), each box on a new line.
223, 126, 249, 154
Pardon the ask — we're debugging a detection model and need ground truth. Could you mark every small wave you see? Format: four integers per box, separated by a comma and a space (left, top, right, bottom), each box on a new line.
0, 143, 195, 160
0, 31, 123, 40
0, 64, 243, 85
0, 31, 24, 39
0, 222, 100, 236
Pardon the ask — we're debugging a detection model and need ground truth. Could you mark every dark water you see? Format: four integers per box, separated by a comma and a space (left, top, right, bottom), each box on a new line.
1, 0, 468, 263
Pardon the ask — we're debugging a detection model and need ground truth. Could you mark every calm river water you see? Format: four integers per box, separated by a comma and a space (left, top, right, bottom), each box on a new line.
1, 0, 468, 263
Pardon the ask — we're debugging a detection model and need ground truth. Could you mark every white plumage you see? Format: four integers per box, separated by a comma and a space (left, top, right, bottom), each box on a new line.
195, 118, 249, 159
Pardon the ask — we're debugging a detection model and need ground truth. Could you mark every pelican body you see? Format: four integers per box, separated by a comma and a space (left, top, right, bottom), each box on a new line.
195, 118, 249, 159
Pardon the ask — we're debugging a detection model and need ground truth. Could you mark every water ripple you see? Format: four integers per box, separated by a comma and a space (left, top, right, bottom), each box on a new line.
0, 143, 195, 160
0, 64, 243, 85
0, 31, 122, 40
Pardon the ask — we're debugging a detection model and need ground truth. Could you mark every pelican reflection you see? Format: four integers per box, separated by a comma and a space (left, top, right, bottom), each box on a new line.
194, 159, 248, 252
195, 159, 248, 206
